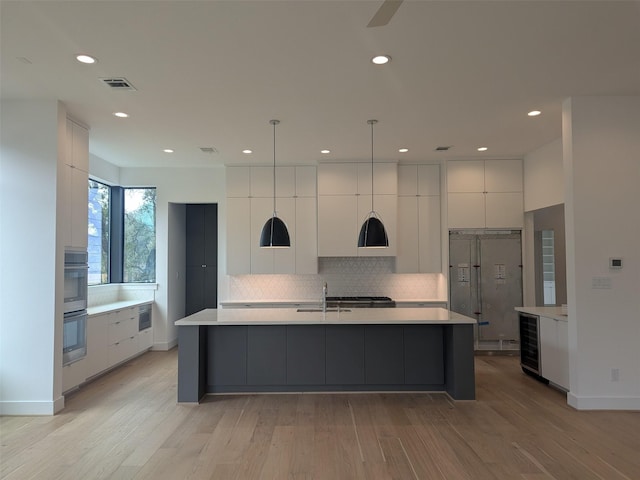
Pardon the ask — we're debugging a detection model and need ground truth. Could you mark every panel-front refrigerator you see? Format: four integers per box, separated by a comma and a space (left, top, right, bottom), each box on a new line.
449, 231, 523, 350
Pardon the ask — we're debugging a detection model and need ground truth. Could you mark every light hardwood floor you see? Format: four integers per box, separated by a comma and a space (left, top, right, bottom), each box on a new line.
2, 350, 639, 479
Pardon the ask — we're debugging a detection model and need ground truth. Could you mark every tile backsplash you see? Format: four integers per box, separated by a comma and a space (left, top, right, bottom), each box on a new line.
227, 257, 447, 301
88, 283, 156, 307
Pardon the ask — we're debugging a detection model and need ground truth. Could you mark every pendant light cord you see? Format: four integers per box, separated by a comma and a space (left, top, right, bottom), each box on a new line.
270, 119, 280, 216
368, 119, 378, 213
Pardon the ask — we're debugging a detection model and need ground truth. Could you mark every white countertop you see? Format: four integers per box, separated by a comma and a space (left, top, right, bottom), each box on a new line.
88, 299, 152, 316
175, 307, 475, 326
515, 306, 568, 322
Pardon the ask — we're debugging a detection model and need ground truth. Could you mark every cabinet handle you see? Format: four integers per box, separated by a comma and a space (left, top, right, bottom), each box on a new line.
201, 264, 206, 268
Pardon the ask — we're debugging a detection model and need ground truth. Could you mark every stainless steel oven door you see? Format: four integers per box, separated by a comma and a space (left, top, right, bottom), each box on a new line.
64, 264, 88, 313
64, 250, 88, 313
63, 310, 87, 365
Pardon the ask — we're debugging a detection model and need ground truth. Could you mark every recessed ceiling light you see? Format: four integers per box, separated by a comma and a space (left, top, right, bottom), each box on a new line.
242, 149, 253, 154
76, 54, 97, 64
163, 149, 174, 153
113, 112, 129, 118
528, 110, 542, 117
398, 148, 409, 153
477, 147, 488, 152
321, 149, 331, 154
371, 55, 391, 65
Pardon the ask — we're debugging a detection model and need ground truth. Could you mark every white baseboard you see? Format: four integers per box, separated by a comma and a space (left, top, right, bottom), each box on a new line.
0, 395, 65, 416
568, 392, 640, 411
152, 338, 178, 351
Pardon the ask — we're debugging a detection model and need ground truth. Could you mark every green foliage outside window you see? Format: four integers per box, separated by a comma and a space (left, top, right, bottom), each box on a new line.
123, 188, 156, 283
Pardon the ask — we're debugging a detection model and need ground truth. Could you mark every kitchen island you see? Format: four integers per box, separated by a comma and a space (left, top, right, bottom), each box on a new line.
175, 307, 476, 402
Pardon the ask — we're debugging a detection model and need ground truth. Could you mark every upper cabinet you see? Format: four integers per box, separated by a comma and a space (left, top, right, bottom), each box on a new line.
317, 163, 397, 257
226, 166, 317, 274
397, 165, 442, 273
60, 118, 89, 249
447, 159, 523, 229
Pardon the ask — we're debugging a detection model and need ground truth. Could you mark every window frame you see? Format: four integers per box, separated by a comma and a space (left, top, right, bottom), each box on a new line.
88, 179, 156, 284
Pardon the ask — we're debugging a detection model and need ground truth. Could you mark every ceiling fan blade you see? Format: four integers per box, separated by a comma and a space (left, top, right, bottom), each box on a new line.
367, 0, 403, 28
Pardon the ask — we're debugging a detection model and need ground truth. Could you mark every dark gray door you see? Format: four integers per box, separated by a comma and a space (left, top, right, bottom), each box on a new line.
186, 204, 218, 315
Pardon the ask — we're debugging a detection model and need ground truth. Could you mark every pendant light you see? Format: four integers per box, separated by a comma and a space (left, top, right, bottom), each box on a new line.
358, 119, 389, 248
259, 119, 291, 248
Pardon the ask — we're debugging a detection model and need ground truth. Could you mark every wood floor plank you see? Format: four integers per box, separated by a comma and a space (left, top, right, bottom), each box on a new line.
2, 351, 639, 480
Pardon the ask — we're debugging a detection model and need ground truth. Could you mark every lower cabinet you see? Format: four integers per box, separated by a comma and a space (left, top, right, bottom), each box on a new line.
206, 324, 447, 390
287, 326, 325, 385
71, 304, 154, 391
247, 326, 287, 385
62, 358, 87, 392
539, 315, 569, 390
326, 325, 365, 385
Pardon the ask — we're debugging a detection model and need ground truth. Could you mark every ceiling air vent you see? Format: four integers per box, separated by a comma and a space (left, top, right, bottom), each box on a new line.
435, 146, 452, 151
99, 77, 136, 91
200, 147, 219, 154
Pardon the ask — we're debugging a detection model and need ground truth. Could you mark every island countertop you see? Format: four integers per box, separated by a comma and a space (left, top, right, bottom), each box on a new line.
175, 307, 476, 326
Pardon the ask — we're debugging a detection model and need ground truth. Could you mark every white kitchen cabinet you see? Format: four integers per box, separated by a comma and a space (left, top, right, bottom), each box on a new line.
295, 196, 318, 273
60, 118, 89, 249
539, 315, 569, 390
86, 312, 109, 379
226, 197, 251, 274
295, 166, 317, 197
317, 163, 397, 257
251, 166, 295, 198
137, 327, 153, 351
447, 159, 523, 229
317, 194, 357, 256
65, 118, 89, 172
107, 307, 138, 367
62, 358, 87, 392
397, 165, 441, 273
226, 166, 317, 274
317, 163, 359, 195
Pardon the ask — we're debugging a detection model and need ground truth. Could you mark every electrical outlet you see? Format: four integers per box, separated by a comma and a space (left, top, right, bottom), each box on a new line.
611, 368, 620, 382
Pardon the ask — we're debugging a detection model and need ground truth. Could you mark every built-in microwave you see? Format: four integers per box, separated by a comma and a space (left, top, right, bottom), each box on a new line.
64, 249, 88, 313
139, 303, 152, 331
63, 310, 87, 365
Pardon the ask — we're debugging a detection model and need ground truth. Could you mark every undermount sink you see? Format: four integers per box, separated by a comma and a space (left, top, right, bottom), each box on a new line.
296, 308, 351, 313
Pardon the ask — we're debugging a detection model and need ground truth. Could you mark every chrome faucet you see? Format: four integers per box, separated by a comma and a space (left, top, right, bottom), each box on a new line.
322, 281, 328, 313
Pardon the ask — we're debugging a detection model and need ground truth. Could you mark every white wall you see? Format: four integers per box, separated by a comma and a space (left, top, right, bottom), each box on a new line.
119, 167, 226, 349
0, 100, 65, 414
523, 137, 563, 212
563, 96, 640, 410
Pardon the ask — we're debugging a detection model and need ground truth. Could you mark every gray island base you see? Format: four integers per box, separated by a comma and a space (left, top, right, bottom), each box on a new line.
175, 307, 476, 402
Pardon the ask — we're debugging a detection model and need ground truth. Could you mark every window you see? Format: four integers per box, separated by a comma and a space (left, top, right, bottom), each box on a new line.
123, 188, 156, 283
88, 181, 156, 284
88, 180, 110, 285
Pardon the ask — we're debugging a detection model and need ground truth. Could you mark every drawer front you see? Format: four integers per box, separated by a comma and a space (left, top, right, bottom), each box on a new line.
108, 317, 137, 344
108, 335, 137, 366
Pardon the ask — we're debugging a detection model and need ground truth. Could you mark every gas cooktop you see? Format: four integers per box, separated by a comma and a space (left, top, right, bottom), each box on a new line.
325, 296, 396, 308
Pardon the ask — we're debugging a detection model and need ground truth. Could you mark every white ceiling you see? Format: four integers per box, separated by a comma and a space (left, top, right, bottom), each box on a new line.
2, 1, 639, 168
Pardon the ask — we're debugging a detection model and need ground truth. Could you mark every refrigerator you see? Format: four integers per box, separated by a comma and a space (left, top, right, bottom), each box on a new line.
449, 231, 523, 349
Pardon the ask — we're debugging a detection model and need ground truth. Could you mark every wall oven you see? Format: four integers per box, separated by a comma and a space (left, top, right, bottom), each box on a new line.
63, 249, 88, 365
64, 249, 88, 313
63, 310, 87, 365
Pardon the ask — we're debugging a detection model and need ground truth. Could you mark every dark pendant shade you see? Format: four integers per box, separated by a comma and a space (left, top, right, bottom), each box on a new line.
358, 215, 389, 248
260, 215, 290, 248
